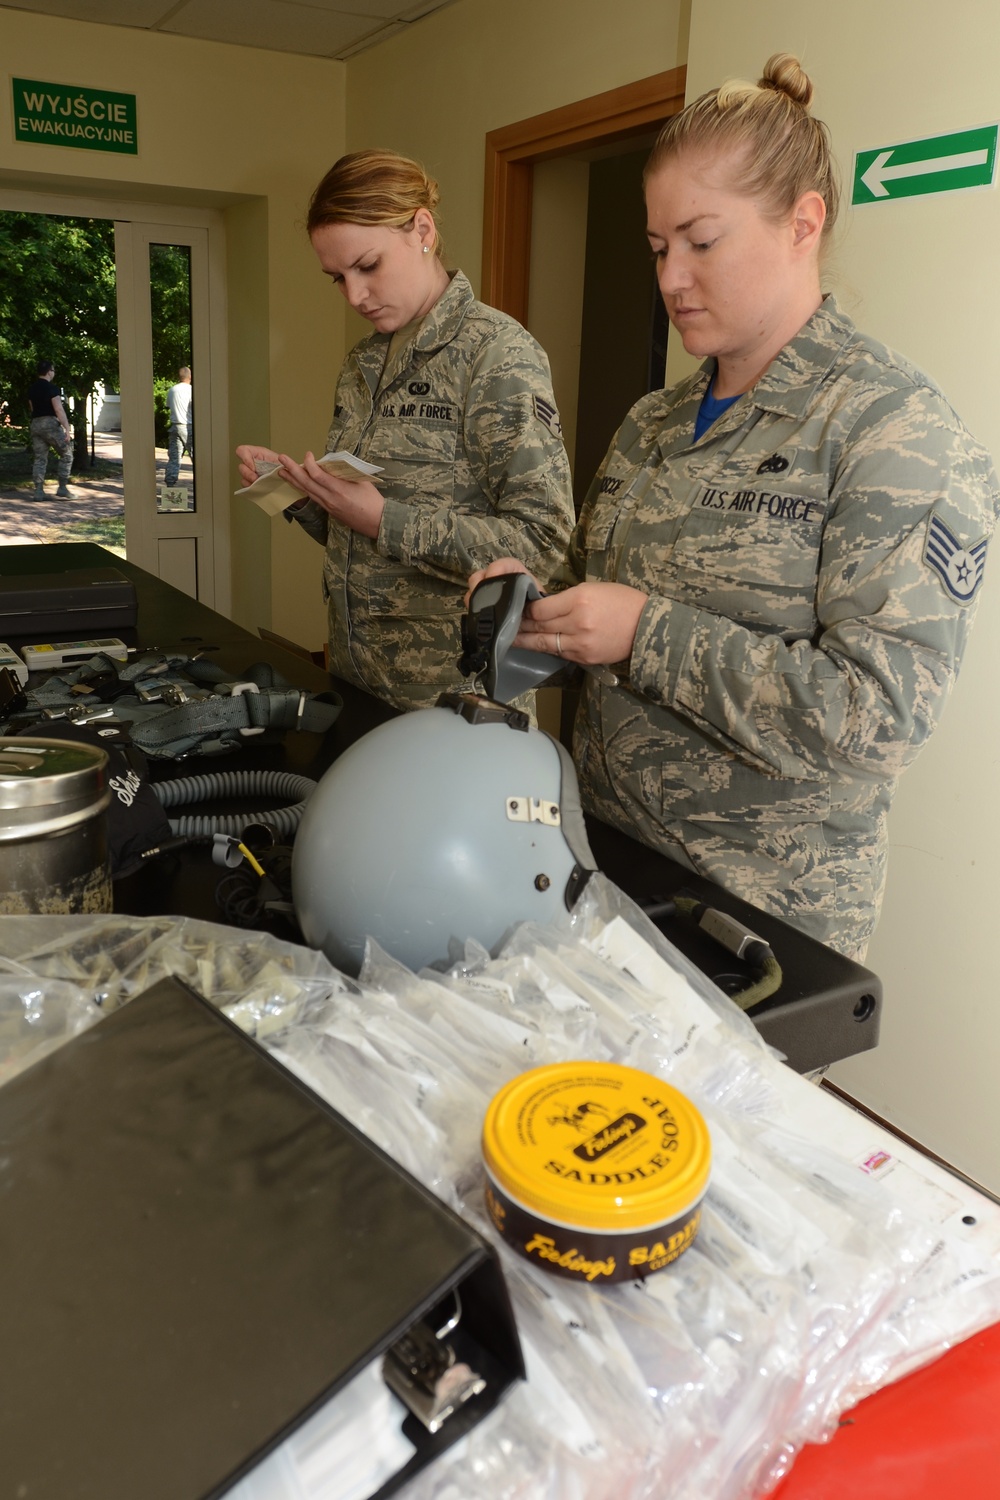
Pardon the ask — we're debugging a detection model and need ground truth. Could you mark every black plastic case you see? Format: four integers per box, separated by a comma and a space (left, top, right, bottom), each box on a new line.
0, 566, 138, 636
585, 816, 882, 1075
0, 975, 523, 1499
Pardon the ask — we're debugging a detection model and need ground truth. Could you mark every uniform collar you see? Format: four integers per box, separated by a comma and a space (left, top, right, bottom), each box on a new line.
746, 293, 857, 418
354, 269, 475, 393
669, 293, 856, 450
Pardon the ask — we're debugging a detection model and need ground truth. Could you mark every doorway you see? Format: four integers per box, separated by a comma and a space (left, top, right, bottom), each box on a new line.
481, 69, 685, 741
572, 143, 669, 507
0, 188, 229, 611
115, 218, 219, 601
0, 208, 124, 553
483, 67, 684, 509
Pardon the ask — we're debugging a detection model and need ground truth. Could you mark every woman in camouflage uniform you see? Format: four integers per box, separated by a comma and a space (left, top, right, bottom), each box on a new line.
238, 149, 573, 713
469, 54, 999, 959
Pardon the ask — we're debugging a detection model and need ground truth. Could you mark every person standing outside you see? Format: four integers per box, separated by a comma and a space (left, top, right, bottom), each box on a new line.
26, 359, 72, 500
164, 366, 192, 486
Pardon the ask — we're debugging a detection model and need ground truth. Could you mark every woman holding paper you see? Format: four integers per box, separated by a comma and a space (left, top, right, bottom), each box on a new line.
237, 148, 574, 713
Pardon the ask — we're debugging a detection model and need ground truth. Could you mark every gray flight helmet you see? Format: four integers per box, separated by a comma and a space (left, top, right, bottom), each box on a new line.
292, 694, 595, 976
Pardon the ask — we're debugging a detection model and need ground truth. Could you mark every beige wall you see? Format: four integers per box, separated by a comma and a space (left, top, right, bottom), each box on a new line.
0, 6, 346, 642
345, 0, 690, 301
686, 0, 1000, 1190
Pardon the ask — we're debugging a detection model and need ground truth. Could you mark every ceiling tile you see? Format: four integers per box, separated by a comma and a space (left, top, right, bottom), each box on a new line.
160, 0, 377, 55
0, 0, 460, 56
0, 0, 178, 24
282, 0, 419, 17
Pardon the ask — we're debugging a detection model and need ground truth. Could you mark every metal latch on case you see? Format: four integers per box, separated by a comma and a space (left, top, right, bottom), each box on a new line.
382, 1293, 485, 1434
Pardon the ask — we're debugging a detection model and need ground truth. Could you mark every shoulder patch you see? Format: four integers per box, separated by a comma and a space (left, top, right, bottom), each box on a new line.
924, 512, 989, 605
533, 394, 562, 438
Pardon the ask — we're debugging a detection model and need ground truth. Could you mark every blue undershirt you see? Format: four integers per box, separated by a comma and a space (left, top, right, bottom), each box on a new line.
693, 378, 739, 443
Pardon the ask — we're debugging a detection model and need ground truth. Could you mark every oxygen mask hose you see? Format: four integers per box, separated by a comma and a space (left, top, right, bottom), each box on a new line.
640, 894, 783, 1012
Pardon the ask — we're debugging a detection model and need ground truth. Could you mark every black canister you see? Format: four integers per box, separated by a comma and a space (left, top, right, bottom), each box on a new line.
0, 737, 112, 914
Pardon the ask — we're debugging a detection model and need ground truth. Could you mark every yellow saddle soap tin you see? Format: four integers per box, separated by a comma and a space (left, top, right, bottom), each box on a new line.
482, 1061, 711, 1284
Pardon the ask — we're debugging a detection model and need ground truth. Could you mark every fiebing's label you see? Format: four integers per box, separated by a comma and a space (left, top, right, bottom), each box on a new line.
481, 1062, 711, 1284
572, 1111, 645, 1160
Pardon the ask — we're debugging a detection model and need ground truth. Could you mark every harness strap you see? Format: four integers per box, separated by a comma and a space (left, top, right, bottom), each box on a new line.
21, 652, 342, 759
126, 687, 342, 758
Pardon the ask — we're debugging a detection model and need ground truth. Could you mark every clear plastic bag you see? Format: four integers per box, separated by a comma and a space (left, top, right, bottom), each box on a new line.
2, 885, 998, 1500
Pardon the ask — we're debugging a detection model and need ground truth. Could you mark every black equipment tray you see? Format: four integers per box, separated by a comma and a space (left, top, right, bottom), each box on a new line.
0, 565, 137, 636
585, 816, 882, 1075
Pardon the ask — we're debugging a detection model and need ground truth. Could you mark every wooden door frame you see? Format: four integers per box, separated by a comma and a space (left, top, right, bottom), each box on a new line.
482, 65, 686, 324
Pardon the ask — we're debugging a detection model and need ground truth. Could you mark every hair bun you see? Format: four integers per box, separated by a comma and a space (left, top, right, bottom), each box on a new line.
759, 52, 813, 110
422, 172, 441, 214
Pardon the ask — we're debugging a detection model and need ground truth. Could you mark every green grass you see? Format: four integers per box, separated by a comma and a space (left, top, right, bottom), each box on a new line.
33, 514, 127, 555
0, 425, 28, 453
66, 514, 126, 546
0, 446, 123, 486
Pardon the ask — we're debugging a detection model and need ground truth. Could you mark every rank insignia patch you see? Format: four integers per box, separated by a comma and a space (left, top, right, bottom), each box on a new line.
533, 394, 562, 438
756, 452, 791, 475
924, 513, 988, 605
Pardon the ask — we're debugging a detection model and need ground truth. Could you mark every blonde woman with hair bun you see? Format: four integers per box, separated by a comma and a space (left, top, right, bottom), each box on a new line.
238, 148, 573, 713
470, 55, 999, 960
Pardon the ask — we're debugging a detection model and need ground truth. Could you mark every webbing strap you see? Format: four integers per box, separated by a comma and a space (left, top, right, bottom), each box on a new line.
127, 687, 342, 757
22, 653, 342, 758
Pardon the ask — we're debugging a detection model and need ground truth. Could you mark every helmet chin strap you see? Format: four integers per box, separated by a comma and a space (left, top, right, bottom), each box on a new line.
459, 573, 564, 703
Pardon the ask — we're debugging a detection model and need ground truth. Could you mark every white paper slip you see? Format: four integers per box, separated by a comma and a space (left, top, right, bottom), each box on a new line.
235, 451, 383, 515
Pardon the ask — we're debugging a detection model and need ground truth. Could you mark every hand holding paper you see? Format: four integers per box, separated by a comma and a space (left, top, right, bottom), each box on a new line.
235, 450, 384, 518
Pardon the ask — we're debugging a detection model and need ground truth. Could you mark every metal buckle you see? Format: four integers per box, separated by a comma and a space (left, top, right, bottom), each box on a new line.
381, 1290, 484, 1434
43, 703, 116, 723
230, 681, 265, 736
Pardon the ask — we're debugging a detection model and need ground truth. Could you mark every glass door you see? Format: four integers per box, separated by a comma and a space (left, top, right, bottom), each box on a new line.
0, 187, 230, 613
115, 220, 218, 605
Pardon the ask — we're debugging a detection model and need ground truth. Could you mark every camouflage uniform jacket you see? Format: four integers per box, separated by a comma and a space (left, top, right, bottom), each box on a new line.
567, 295, 999, 956
293, 270, 574, 711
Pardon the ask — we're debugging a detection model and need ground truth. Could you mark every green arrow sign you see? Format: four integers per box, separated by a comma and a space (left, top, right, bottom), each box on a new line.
853, 125, 997, 205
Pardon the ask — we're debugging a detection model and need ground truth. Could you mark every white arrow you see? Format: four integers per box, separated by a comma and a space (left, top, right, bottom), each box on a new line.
861, 147, 989, 197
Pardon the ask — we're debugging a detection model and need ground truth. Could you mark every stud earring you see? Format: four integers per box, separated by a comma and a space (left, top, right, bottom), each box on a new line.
422, 244, 430, 254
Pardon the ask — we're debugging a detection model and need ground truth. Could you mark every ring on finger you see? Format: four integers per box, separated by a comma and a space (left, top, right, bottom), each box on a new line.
555, 632, 562, 656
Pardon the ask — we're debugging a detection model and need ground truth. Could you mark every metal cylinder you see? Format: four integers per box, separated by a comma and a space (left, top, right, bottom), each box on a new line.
0, 737, 112, 915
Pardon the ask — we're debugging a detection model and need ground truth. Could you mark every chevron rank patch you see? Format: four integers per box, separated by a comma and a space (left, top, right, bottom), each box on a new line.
533, 394, 562, 438
924, 512, 988, 605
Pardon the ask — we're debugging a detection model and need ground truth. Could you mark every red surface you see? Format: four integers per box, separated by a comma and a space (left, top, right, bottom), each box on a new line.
767, 1321, 1000, 1499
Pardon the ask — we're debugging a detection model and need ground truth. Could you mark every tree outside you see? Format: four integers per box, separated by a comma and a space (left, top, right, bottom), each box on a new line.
0, 211, 192, 473
0, 212, 195, 548
150, 241, 193, 450
0, 211, 118, 470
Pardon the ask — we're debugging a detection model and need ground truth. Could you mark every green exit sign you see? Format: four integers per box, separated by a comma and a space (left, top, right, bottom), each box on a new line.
12, 77, 138, 155
853, 125, 997, 205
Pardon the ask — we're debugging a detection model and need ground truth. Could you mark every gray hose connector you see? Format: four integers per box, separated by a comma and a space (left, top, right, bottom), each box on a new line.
152, 769, 318, 838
